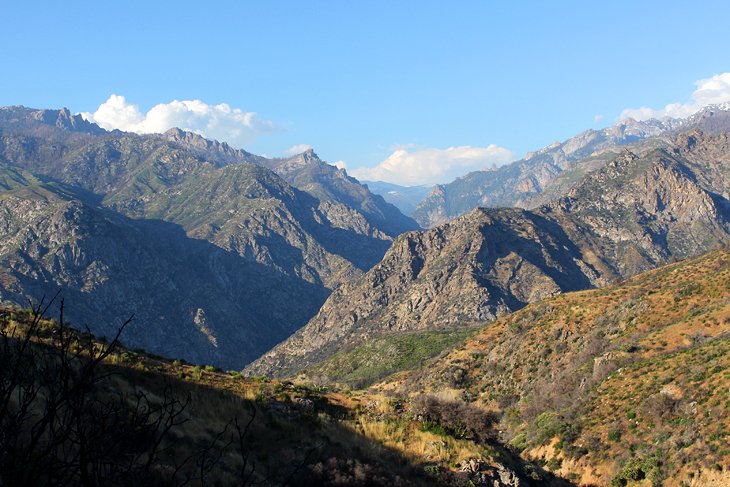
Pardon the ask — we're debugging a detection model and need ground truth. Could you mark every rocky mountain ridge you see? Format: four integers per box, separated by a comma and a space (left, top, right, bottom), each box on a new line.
412, 104, 730, 228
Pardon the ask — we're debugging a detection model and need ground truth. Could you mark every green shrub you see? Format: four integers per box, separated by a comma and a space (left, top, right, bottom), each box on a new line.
533, 412, 567, 444
608, 429, 621, 442
509, 433, 529, 452
546, 457, 562, 471
611, 456, 663, 486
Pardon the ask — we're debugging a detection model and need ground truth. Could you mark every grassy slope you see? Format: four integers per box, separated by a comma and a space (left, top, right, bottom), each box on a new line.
389, 248, 730, 486
306, 327, 477, 388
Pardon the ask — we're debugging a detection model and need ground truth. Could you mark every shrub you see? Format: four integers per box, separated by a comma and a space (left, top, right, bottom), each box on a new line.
411, 394, 497, 443
608, 429, 622, 442
611, 456, 663, 486
642, 393, 679, 423
509, 433, 529, 452
533, 412, 567, 444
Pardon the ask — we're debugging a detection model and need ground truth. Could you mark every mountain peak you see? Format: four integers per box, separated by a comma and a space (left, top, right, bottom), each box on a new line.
164, 127, 227, 150
300, 147, 320, 162
430, 184, 445, 196
0, 105, 105, 135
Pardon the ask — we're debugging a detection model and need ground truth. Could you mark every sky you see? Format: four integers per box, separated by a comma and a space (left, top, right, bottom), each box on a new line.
2, 1, 730, 186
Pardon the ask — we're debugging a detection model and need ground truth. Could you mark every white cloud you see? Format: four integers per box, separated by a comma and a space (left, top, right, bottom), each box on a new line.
349, 145, 515, 186
593, 114, 604, 124
620, 72, 730, 121
332, 160, 347, 170
81, 94, 275, 147
284, 143, 312, 156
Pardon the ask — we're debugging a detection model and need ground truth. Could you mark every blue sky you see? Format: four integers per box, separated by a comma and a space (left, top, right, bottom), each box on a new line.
2, 1, 730, 185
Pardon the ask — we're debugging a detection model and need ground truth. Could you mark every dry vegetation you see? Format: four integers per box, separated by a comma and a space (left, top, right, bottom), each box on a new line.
0, 298, 563, 486
388, 248, 730, 486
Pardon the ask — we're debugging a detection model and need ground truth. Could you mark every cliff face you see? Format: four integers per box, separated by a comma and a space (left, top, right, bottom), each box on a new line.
247, 135, 730, 377
542, 145, 730, 278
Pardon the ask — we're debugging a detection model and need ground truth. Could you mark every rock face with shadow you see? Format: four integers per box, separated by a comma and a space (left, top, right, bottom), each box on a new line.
0, 106, 417, 368
247, 138, 730, 377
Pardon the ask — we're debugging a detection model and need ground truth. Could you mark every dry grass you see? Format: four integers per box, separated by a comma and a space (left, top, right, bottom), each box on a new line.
389, 249, 730, 486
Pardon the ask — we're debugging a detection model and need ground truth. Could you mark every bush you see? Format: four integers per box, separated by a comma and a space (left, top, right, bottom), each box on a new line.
642, 393, 679, 423
611, 456, 663, 486
533, 412, 567, 444
411, 394, 497, 443
608, 429, 621, 442
509, 433, 529, 452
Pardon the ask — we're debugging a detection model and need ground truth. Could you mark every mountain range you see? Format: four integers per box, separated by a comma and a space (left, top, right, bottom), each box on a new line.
246, 129, 730, 376
410, 104, 730, 228
360, 180, 434, 216
2, 100, 730, 486
0, 106, 416, 368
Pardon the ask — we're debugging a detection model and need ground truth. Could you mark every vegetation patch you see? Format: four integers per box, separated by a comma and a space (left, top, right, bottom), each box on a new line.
310, 327, 476, 388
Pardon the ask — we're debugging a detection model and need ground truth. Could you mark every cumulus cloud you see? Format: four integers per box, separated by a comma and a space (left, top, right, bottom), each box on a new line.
81, 94, 275, 147
620, 72, 730, 121
332, 160, 347, 170
284, 143, 312, 156
349, 144, 515, 186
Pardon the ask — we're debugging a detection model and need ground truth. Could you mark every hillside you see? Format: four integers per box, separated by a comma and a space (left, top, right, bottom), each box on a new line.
247, 138, 730, 377
245, 207, 607, 377
162, 127, 419, 234
0, 303, 572, 486
0, 164, 336, 368
56, 248, 727, 487
392, 248, 730, 486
